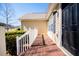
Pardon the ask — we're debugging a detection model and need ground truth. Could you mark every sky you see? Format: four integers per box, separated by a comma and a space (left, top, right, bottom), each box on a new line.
0, 3, 48, 27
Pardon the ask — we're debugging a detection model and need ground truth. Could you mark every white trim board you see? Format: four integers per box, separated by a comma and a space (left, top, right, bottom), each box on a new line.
58, 46, 73, 56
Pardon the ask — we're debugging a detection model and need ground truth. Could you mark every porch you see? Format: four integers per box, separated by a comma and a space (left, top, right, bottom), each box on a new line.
21, 34, 65, 56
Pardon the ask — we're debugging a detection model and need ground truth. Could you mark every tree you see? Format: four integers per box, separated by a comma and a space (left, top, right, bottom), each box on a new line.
0, 3, 15, 31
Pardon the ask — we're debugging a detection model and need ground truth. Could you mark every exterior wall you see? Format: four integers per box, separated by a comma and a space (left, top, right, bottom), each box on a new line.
0, 26, 6, 56
47, 4, 62, 45
48, 3, 73, 56
55, 4, 62, 46
21, 20, 48, 35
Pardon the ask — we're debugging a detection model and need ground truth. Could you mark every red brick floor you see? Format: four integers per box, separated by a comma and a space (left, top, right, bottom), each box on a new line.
22, 35, 65, 56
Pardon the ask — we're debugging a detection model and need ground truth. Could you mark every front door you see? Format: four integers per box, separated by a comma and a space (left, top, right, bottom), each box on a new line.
62, 4, 79, 55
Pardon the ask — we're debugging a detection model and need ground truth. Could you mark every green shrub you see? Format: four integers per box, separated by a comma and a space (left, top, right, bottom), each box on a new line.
5, 31, 25, 35
5, 30, 25, 56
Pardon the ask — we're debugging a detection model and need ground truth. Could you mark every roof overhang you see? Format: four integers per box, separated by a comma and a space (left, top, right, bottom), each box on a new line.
47, 3, 59, 19
20, 13, 48, 21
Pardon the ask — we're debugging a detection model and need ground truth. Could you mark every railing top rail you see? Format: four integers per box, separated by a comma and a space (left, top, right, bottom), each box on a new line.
17, 31, 29, 40
17, 28, 37, 41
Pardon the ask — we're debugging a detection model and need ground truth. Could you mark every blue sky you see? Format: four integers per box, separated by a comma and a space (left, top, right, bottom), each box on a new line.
0, 3, 48, 26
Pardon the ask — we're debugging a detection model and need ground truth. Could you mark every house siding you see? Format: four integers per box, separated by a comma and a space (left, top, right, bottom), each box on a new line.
47, 4, 62, 45
21, 20, 48, 35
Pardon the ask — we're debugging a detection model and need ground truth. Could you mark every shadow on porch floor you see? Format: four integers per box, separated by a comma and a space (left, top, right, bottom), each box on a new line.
22, 34, 65, 56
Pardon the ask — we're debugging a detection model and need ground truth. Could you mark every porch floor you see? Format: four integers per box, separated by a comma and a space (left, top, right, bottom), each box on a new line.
22, 35, 65, 56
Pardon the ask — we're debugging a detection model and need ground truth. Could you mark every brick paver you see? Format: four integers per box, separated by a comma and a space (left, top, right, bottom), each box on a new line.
22, 35, 65, 56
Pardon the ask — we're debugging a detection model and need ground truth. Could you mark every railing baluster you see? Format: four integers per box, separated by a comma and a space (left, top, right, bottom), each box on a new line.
19, 40, 21, 53
16, 36, 19, 55
23, 37, 24, 52
24, 37, 25, 52
22, 38, 24, 52
19, 40, 21, 54
27, 35, 28, 49
25, 35, 27, 49
20, 39, 22, 53
28, 34, 29, 49
25, 36, 27, 51
23, 37, 25, 52
21, 39, 23, 53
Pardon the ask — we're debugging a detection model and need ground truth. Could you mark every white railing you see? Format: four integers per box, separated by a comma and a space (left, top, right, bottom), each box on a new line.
16, 28, 38, 55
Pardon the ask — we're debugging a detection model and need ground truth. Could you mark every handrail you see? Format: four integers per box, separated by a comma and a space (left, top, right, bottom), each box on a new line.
16, 28, 38, 55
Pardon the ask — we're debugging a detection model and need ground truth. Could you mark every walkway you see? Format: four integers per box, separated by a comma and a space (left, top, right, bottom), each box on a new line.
22, 35, 65, 56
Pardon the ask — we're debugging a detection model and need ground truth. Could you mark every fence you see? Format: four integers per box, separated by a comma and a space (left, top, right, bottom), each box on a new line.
0, 26, 6, 56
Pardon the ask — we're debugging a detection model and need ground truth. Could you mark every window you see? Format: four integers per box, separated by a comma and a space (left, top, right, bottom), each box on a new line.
53, 12, 57, 33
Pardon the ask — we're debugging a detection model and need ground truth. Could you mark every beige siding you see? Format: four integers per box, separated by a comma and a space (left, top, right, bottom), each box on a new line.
0, 26, 6, 56
21, 20, 48, 35
47, 4, 62, 46
53, 4, 62, 46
